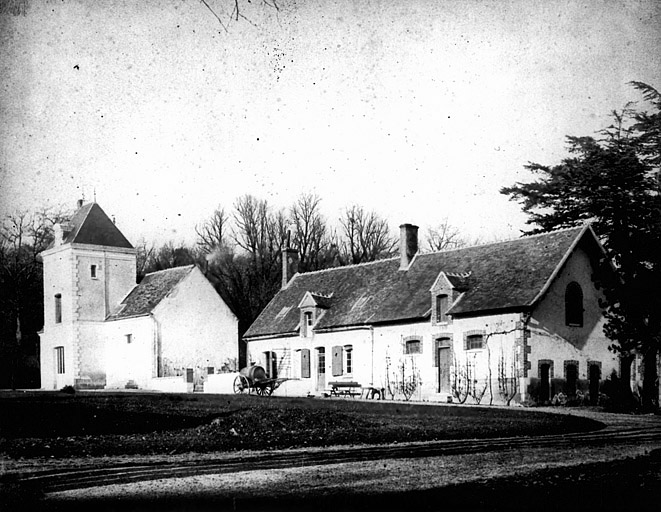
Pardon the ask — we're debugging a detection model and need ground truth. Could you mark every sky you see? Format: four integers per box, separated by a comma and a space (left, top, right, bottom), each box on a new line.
1, 0, 660, 248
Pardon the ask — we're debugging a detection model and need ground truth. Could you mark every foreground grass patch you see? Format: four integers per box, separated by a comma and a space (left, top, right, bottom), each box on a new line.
0, 391, 604, 458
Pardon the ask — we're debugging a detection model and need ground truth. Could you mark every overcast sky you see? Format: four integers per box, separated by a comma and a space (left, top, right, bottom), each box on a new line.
1, 0, 660, 247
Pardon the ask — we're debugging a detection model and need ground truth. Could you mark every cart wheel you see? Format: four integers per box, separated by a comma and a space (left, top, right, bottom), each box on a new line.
233, 375, 249, 394
261, 384, 273, 396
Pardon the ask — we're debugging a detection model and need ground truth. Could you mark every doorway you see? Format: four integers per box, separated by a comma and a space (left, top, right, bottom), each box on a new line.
589, 363, 601, 405
539, 363, 551, 404
264, 351, 278, 379
437, 346, 451, 394
316, 347, 326, 392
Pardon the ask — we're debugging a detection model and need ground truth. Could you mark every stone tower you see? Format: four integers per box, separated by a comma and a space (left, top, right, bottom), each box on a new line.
39, 202, 136, 389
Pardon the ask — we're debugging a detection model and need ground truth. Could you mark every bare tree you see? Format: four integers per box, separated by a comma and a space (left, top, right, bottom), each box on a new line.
498, 347, 520, 406
0, 206, 70, 388
135, 238, 155, 281
200, 0, 280, 32
290, 193, 331, 272
451, 354, 471, 404
425, 218, 467, 252
195, 207, 230, 254
338, 205, 396, 264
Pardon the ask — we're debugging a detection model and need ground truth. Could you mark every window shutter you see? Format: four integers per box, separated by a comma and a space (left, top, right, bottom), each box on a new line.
332, 346, 343, 376
301, 349, 310, 378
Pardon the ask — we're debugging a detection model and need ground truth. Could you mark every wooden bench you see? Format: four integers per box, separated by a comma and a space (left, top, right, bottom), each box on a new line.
328, 381, 362, 398
361, 386, 385, 400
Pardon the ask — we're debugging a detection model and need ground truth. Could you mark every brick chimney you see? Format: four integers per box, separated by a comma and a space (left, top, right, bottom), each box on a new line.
399, 223, 419, 270
282, 247, 299, 289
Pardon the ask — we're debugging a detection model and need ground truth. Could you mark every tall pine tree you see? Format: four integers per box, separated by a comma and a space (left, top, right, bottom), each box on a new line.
502, 82, 661, 410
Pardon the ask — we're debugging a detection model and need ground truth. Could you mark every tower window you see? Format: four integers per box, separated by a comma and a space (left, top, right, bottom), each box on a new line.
91, 265, 97, 279
125, 334, 132, 344
55, 294, 62, 324
55, 346, 65, 374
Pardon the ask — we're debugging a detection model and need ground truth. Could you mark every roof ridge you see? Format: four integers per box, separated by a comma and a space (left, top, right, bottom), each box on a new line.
144, 264, 195, 277
421, 224, 586, 256
291, 256, 399, 279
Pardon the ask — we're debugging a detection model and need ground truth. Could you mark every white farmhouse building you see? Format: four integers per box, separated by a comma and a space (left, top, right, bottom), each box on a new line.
244, 223, 622, 405
39, 202, 238, 392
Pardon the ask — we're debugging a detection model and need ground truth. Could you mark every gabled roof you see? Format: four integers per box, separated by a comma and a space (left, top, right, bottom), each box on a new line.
61, 203, 133, 249
107, 265, 194, 320
244, 225, 600, 338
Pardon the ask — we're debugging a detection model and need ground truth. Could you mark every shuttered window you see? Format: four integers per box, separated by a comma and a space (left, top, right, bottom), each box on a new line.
301, 349, 310, 378
332, 345, 343, 376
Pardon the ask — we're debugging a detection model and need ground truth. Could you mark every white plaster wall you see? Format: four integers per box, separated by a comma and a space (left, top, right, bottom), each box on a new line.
40, 246, 77, 389
528, 243, 619, 398
449, 313, 522, 405
204, 372, 239, 394
39, 323, 75, 390
104, 316, 154, 389
247, 315, 522, 403
73, 246, 136, 320
154, 268, 238, 378
77, 321, 108, 387
149, 376, 187, 393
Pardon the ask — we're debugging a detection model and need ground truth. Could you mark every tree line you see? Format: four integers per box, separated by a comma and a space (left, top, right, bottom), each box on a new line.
137, 196, 473, 339
0, 192, 469, 386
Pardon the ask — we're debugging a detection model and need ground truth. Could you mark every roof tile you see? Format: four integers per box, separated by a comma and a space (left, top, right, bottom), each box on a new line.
108, 265, 194, 320
244, 227, 589, 338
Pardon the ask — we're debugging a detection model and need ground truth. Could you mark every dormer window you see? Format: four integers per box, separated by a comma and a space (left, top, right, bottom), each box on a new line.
301, 310, 314, 337
435, 294, 448, 323
298, 291, 331, 337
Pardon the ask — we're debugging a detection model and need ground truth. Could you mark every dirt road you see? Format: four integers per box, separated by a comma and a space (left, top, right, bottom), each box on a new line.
5, 407, 661, 511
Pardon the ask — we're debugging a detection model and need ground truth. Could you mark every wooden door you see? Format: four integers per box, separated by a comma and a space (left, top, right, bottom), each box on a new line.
438, 346, 451, 394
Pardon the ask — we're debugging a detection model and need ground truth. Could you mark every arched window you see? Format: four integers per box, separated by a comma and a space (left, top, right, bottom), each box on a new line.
565, 282, 583, 327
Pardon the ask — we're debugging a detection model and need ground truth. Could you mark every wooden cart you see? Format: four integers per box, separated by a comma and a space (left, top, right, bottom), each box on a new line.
233, 365, 288, 396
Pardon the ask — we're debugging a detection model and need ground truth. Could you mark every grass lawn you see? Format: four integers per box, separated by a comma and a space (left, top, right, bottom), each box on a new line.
0, 391, 604, 458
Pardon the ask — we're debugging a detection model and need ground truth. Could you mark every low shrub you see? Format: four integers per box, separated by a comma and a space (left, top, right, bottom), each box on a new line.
600, 370, 640, 413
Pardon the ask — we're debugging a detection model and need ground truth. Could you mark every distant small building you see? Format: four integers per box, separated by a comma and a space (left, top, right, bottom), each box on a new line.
244, 223, 623, 405
39, 202, 238, 392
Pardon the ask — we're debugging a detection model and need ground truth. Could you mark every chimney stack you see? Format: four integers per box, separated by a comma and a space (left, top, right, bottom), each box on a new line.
282, 247, 299, 289
399, 223, 419, 270
77, 199, 84, 209
53, 223, 64, 247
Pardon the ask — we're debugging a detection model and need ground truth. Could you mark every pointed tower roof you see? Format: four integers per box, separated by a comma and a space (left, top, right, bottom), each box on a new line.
63, 203, 133, 249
